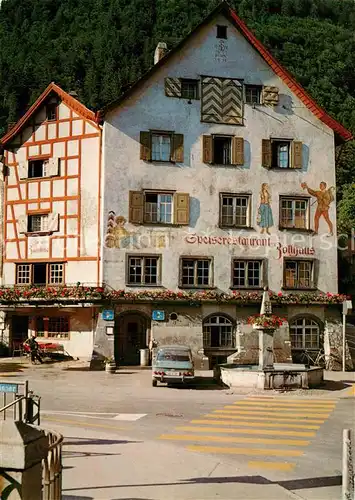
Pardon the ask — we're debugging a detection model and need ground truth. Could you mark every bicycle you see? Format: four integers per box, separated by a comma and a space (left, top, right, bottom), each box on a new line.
299, 349, 326, 368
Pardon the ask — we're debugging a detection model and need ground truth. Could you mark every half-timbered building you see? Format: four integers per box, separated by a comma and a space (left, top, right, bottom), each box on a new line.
0, 83, 102, 359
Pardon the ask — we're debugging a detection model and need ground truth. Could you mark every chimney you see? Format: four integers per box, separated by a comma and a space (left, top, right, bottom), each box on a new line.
154, 42, 168, 64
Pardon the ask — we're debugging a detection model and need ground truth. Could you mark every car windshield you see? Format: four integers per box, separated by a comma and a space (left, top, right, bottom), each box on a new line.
157, 351, 191, 362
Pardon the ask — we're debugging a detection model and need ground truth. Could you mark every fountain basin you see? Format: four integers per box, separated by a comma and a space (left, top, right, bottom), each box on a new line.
216, 363, 323, 390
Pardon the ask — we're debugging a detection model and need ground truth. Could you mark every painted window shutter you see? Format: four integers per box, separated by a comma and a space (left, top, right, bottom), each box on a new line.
202, 135, 213, 163
44, 158, 60, 177
171, 134, 184, 162
164, 78, 182, 98
18, 215, 28, 234
291, 141, 303, 169
140, 131, 151, 161
18, 161, 28, 179
174, 193, 190, 225
262, 86, 279, 106
47, 212, 59, 232
129, 191, 144, 224
201, 77, 243, 124
261, 139, 272, 168
231, 137, 244, 166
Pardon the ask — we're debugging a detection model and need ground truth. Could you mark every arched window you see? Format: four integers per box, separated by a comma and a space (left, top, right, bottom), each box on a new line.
203, 315, 234, 348
289, 317, 321, 350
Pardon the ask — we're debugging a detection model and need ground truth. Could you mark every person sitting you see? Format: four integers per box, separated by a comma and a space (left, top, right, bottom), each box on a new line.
23, 335, 43, 364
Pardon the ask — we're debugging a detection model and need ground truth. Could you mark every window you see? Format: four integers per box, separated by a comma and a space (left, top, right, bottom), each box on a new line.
213, 136, 231, 164
49, 263, 64, 285
203, 315, 234, 348
280, 197, 309, 229
262, 139, 303, 169
272, 141, 290, 168
28, 159, 47, 178
36, 317, 69, 339
181, 79, 199, 100
16, 264, 31, 285
180, 258, 212, 288
284, 260, 314, 289
245, 85, 262, 105
220, 194, 251, 227
16, 263, 65, 286
217, 25, 227, 39
290, 317, 320, 350
28, 214, 48, 233
48, 317, 69, 338
232, 260, 263, 288
129, 191, 189, 225
127, 256, 160, 285
140, 131, 184, 163
144, 192, 173, 224
46, 103, 57, 121
203, 136, 244, 166
151, 133, 171, 161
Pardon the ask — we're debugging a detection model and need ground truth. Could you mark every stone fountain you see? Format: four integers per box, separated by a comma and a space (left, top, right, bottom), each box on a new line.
217, 287, 324, 390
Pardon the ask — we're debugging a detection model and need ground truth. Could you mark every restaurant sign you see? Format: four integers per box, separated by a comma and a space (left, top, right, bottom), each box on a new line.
185, 234, 315, 260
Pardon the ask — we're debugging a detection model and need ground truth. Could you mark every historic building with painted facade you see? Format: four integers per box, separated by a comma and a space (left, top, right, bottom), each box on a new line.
94, 3, 353, 368
0, 83, 102, 360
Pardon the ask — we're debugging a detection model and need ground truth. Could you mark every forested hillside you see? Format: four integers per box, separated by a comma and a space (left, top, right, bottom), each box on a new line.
0, 0, 354, 263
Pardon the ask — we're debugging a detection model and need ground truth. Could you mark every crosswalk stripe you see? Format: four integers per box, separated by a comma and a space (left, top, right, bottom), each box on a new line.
187, 444, 304, 457
247, 397, 336, 403
213, 410, 325, 424
221, 407, 330, 418
196, 415, 320, 430
175, 427, 311, 443
160, 434, 308, 448
235, 401, 335, 409
248, 461, 295, 471
229, 405, 332, 414
191, 420, 318, 437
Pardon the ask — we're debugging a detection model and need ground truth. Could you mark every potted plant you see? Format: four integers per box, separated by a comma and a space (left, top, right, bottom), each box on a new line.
247, 314, 286, 330
104, 356, 116, 374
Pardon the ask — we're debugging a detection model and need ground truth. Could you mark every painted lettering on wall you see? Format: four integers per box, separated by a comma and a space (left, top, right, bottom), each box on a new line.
185, 234, 315, 260
276, 243, 315, 259
28, 237, 49, 255
185, 234, 272, 247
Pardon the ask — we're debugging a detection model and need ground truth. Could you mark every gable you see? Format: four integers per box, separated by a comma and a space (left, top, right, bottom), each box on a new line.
101, 3, 352, 143
1, 82, 99, 147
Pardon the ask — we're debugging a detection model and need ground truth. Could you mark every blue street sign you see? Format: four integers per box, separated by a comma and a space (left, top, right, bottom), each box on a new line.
0, 383, 18, 393
152, 310, 165, 321
102, 310, 114, 321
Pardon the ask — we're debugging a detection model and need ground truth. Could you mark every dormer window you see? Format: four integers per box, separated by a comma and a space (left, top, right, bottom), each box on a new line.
46, 103, 57, 121
217, 25, 227, 39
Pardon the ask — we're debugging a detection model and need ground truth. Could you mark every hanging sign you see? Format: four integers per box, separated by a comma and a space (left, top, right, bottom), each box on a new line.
102, 310, 114, 321
152, 310, 165, 321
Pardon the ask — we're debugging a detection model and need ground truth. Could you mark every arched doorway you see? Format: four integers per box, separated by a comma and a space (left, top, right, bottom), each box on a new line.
115, 312, 151, 365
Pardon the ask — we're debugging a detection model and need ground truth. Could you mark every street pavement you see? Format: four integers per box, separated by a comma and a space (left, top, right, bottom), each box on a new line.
0, 357, 355, 499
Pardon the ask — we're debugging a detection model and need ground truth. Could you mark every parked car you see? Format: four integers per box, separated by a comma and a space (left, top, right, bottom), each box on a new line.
152, 345, 194, 387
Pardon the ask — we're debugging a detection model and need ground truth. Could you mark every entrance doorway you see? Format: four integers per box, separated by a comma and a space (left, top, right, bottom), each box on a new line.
11, 316, 29, 344
115, 312, 150, 365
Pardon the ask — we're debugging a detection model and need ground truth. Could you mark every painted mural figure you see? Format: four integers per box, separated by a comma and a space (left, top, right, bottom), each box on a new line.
301, 182, 335, 235
105, 213, 131, 248
257, 183, 273, 234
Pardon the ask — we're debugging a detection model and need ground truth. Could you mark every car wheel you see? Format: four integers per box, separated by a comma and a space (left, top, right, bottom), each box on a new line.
152, 380, 157, 387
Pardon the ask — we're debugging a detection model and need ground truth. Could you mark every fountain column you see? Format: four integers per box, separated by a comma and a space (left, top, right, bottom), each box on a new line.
255, 287, 276, 370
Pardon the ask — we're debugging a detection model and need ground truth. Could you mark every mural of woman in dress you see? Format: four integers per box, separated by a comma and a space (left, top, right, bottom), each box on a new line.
257, 183, 273, 234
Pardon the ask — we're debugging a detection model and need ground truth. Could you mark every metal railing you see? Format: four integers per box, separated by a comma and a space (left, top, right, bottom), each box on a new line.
42, 429, 63, 500
0, 380, 40, 424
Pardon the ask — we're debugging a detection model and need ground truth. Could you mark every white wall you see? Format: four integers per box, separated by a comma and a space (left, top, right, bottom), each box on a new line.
103, 13, 338, 293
